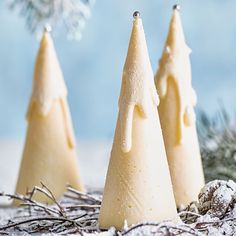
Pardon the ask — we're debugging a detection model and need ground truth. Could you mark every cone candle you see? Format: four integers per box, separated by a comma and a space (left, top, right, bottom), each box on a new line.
155, 5, 204, 207
15, 29, 84, 203
99, 12, 177, 230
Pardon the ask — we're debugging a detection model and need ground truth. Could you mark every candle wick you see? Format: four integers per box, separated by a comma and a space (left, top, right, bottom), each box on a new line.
44, 24, 52, 33
133, 11, 140, 19
173, 4, 180, 11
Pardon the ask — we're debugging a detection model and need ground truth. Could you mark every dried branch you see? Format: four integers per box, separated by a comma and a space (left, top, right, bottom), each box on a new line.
0, 192, 60, 216
66, 186, 101, 204
0, 216, 81, 231
121, 222, 201, 236
0, 181, 236, 235
0, 184, 100, 234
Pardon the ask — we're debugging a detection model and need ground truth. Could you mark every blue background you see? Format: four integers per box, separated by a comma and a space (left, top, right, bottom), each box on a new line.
0, 0, 236, 140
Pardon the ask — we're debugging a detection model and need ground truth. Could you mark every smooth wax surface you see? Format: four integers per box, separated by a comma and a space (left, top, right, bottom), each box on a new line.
155, 8, 205, 207
99, 15, 177, 230
15, 32, 84, 204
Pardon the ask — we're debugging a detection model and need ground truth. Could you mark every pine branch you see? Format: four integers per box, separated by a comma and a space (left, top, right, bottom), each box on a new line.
197, 108, 236, 182
7, 0, 94, 40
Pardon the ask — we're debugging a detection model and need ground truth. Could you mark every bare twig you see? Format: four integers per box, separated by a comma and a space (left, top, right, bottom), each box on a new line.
1, 182, 236, 235
0, 216, 81, 231
0, 184, 101, 234
66, 186, 101, 203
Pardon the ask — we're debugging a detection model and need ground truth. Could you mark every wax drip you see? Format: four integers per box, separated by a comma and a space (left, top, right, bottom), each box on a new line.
60, 98, 76, 148
27, 31, 75, 149
118, 13, 159, 153
156, 54, 196, 144
155, 7, 196, 144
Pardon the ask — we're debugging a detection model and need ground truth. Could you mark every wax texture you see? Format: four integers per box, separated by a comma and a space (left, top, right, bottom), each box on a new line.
15, 32, 84, 204
155, 9, 205, 207
99, 16, 177, 230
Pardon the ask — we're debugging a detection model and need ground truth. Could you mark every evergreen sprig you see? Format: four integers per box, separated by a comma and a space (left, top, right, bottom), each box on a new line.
197, 108, 236, 182
7, 0, 94, 40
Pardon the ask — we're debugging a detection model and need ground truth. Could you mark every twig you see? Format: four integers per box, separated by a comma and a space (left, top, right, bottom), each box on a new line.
121, 222, 200, 236
0, 184, 101, 234
0, 192, 60, 216
40, 182, 66, 216
0, 216, 81, 231
1, 182, 236, 235
66, 186, 101, 203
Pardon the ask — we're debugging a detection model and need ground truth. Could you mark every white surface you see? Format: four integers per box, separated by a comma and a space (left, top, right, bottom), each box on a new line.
0, 139, 111, 204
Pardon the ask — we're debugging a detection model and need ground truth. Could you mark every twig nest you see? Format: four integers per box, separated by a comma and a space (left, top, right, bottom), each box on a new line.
198, 180, 236, 218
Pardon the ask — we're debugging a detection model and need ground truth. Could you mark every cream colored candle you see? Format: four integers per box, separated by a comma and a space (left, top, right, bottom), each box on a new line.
15, 29, 84, 204
98, 12, 177, 230
155, 5, 205, 207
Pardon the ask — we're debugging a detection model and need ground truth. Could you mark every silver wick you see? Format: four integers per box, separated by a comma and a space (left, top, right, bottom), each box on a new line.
173, 4, 180, 11
44, 24, 52, 33
133, 11, 140, 19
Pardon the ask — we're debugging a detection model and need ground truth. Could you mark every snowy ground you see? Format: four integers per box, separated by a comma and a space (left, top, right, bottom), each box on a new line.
0, 140, 111, 205
1, 141, 236, 235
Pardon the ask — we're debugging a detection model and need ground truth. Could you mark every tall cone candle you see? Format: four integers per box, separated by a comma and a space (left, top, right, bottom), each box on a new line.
155, 5, 204, 207
99, 12, 177, 230
15, 29, 84, 204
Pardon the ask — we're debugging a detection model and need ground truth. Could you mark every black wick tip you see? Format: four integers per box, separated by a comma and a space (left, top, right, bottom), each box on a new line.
133, 11, 140, 19
173, 4, 180, 11
44, 24, 52, 33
